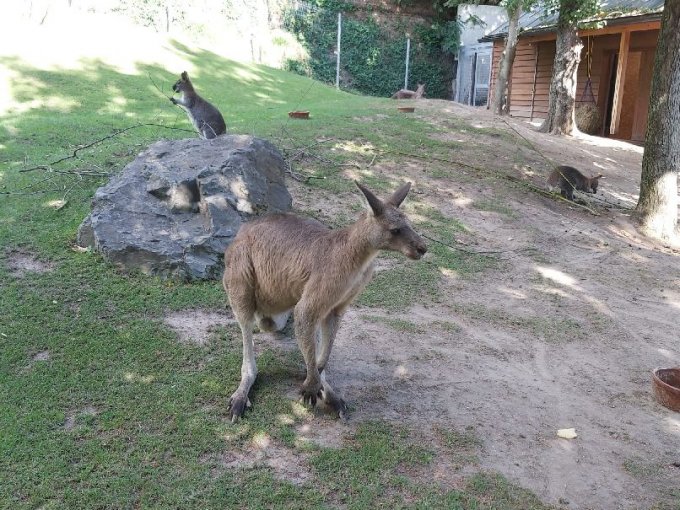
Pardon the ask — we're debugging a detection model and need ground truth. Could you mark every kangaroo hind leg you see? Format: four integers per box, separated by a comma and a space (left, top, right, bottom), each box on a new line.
317, 309, 347, 419
225, 248, 258, 422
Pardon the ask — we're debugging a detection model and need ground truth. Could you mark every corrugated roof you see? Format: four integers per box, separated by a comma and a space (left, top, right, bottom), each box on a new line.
481, 0, 664, 41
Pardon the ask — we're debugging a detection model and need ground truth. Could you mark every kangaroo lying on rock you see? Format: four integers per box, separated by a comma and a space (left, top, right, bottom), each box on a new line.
171, 71, 226, 139
223, 181, 427, 421
391, 83, 425, 99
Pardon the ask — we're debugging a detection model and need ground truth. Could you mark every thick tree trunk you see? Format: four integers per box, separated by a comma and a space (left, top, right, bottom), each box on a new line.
540, 23, 582, 134
491, 5, 522, 115
635, 0, 680, 241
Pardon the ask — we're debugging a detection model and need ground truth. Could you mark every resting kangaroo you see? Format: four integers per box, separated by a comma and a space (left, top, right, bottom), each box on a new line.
547, 165, 603, 201
391, 83, 425, 99
223, 181, 427, 421
171, 71, 226, 139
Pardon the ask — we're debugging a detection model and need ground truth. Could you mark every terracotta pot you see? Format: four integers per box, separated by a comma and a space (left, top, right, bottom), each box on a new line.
652, 367, 680, 412
288, 111, 310, 119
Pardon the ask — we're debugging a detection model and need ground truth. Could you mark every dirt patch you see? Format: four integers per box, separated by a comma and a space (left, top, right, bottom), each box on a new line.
206, 434, 313, 486
282, 102, 680, 509
163, 309, 234, 346
295, 418, 349, 449
32, 350, 50, 361
64, 406, 97, 431
4, 249, 54, 277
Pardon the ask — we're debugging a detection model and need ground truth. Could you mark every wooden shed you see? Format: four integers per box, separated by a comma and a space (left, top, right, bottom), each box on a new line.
481, 0, 664, 141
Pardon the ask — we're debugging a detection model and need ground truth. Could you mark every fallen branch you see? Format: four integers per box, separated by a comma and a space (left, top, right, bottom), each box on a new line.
148, 72, 174, 101
502, 174, 600, 216
18, 123, 195, 174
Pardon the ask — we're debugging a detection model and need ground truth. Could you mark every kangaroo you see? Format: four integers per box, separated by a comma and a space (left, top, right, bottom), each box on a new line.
171, 71, 226, 139
391, 83, 425, 99
223, 181, 427, 422
547, 165, 603, 201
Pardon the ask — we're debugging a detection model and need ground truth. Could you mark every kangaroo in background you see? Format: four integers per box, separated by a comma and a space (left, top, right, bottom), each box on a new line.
391, 83, 425, 99
547, 165, 603, 201
223, 181, 427, 422
171, 71, 226, 139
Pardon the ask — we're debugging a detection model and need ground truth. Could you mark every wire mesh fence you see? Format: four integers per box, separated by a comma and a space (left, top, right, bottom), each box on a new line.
280, 1, 455, 99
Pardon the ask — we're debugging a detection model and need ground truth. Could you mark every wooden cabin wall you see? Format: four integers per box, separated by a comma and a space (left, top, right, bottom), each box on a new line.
488, 28, 659, 137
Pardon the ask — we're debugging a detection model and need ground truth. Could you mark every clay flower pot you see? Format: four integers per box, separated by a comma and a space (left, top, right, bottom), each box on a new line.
288, 111, 310, 119
652, 367, 680, 412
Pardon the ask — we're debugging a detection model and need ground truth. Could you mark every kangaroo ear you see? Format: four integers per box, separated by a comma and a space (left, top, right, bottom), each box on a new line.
355, 181, 384, 216
181, 71, 188, 80
387, 182, 412, 208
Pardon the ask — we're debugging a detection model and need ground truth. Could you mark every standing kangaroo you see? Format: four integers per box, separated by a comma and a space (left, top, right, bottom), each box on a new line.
223, 181, 427, 421
391, 83, 425, 99
171, 71, 226, 139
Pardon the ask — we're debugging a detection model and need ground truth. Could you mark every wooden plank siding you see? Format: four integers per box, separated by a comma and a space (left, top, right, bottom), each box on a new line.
488, 26, 660, 138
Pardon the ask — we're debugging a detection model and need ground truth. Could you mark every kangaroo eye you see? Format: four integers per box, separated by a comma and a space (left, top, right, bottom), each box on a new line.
390, 228, 401, 235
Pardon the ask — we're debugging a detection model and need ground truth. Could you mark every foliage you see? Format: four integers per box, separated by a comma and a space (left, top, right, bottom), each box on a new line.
283, 3, 455, 98
545, 0, 600, 27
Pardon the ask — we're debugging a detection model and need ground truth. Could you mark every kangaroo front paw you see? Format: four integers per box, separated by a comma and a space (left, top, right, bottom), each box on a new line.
300, 383, 323, 408
227, 393, 251, 423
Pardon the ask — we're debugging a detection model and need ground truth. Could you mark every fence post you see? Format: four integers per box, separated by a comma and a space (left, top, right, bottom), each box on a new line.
404, 37, 411, 90
336, 12, 342, 89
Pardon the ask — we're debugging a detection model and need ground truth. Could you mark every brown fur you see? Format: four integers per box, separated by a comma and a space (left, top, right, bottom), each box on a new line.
171, 71, 226, 139
547, 165, 603, 201
391, 83, 425, 99
223, 182, 427, 421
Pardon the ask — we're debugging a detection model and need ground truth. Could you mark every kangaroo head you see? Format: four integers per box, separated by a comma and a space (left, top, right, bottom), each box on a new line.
589, 173, 604, 194
355, 181, 427, 260
415, 83, 425, 97
172, 71, 193, 93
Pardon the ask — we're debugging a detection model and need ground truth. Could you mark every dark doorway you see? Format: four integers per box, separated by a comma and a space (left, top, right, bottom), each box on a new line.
602, 52, 618, 136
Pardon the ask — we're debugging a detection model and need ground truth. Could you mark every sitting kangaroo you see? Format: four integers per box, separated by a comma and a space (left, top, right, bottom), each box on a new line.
391, 83, 425, 99
223, 181, 427, 421
171, 71, 226, 139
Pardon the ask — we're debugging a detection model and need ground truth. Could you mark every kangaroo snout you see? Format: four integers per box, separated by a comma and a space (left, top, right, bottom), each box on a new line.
407, 239, 427, 260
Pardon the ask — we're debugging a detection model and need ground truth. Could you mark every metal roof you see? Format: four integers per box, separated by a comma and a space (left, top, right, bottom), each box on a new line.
480, 0, 664, 41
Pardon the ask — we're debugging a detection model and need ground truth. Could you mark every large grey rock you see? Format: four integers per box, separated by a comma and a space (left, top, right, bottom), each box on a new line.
77, 135, 291, 280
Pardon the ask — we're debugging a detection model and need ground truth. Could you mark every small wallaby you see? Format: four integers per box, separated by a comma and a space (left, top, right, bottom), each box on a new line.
391, 83, 425, 99
547, 165, 603, 201
223, 181, 427, 422
171, 71, 226, 139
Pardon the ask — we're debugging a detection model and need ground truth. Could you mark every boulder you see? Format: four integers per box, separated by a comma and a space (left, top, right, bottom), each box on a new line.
77, 135, 291, 280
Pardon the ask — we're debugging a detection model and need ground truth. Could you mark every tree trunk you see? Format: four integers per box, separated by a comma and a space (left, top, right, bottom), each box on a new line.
540, 21, 582, 134
635, 0, 680, 241
492, 5, 522, 115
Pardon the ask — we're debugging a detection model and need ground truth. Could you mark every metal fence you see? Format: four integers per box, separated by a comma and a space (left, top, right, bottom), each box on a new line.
281, 2, 454, 99
456, 44, 492, 107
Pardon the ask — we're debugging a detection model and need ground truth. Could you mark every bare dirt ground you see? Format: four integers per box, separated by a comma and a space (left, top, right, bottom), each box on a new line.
298, 102, 680, 509
168, 101, 680, 509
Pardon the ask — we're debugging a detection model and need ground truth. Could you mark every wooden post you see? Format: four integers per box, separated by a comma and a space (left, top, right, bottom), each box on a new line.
530, 44, 539, 120
610, 29, 631, 135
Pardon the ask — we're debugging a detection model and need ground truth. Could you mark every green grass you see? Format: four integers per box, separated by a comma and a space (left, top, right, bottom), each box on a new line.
361, 314, 425, 334
0, 28, 549, 509
472, 198, 519, 218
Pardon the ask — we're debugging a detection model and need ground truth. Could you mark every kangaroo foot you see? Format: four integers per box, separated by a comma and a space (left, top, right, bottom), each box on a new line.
300, 381, 323, 408
322, 389, 348, 420
227, 392, 251, 423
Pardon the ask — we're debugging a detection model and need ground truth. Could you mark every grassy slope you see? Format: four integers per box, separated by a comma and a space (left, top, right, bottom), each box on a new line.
0, 24, 553, 509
